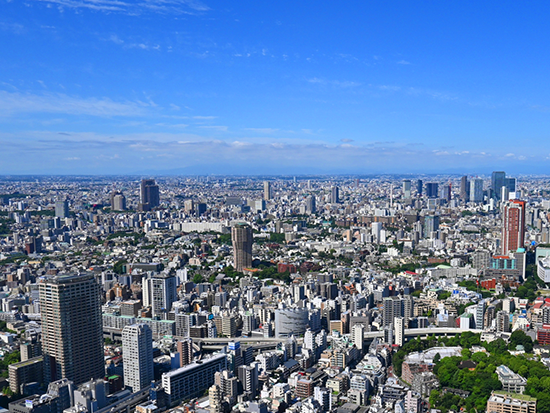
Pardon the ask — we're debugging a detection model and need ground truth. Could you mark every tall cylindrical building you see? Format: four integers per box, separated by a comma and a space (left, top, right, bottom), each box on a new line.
274, 308, 309, 337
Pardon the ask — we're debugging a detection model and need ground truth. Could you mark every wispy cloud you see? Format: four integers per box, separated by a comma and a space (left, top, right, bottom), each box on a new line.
32, 0, 210, 15
0, 22, 25, 34
107, 34, 160, 50
0, 90, 151, 117
0, 130, 542, 174
307, 77, 362, 88
397, 60, 411, 65
244, 128, 278, 134
198, 125, 228, 132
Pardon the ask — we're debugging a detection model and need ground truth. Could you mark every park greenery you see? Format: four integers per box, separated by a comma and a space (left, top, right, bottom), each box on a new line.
0, 218, 14, 236
393, 332, 550, 413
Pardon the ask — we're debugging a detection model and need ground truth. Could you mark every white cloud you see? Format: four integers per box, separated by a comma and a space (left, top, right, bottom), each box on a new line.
0, 90, 150, 117
307, 78, 361, 88
244, 128, 278, 134
198, 125, 228, 132
32, 0, 210, 14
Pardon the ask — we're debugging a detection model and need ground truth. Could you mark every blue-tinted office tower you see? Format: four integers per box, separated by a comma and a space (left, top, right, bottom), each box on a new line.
426, 183, 438, 198
416, 180, 423, 196
491, 171, 506, 201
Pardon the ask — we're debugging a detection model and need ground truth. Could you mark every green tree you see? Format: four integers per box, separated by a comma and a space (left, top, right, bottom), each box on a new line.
113, 260, 127, 275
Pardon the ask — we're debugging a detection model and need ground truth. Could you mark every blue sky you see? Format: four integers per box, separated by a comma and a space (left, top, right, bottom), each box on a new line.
1, 1, 550, 175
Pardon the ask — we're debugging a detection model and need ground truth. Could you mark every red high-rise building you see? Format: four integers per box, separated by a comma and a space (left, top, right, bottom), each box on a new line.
501, 200, 526, 255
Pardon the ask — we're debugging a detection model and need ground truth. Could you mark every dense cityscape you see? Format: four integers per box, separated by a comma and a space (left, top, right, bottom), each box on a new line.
0, 173, 548, 413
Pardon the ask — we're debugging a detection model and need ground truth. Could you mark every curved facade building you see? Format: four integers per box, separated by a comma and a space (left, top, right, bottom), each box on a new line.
275, 308, 309, 337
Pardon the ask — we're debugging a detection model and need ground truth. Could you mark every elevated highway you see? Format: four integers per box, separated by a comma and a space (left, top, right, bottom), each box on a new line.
179, 327, 479, 347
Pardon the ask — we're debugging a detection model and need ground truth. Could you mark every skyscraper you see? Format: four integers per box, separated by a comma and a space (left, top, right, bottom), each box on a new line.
502, 199, 526, 255
470, 178, 484, 203
416, 179, 423, 196
231, 224, 253, 272
55, 199, 70, 219
142, 274, 177, 317
492, 171, 506, 201
39, 274, 104, 385
460, 176, 470, 202
426, 183, 438, 198
263, 181, 271, 201
110, 191, 126, 211
382, 297, 403, 327
402, 180, 411, 199
331, 186, 340, 204
139, 179, 160, 211
305, 195, 316, 214
424, 215, 440, 237
439, 183, 451, 202
122, 324, 153, 392
505, 177, 517, 193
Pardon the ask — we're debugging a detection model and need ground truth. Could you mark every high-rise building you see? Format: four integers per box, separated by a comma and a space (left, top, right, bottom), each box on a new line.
426, 183, 438, 198
139, 179, 160, 211
274, 308, 309, 337
352, 324, 364, 351
470, 178, 484, 203
460, 176, 470, 202
142, 274, 177, 317
237, 363, 259, 398
423, 215, 440, 237
394, 317, 405, 346
439, 183, 451, 202
416, 180, 423, 196
476, 301, 486, 330
402, 180, 411, 199
177, 338, 194, 367
231, 224, 253, 272
505, 177, 517, 193
122, 324, 153, 392
382, 297, 403, 327
263, 181, 271, 201
502, 200, 526, 255
39, 274, 104, 385
306, 195, 316, 214
492, 171, 506, 201
496, 311, 510, 333
111, 191, 126, 211
55, 199, 70, 219
331, 186, 340, 204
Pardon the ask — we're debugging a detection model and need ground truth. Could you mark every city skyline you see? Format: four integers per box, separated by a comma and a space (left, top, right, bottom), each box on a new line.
2, 2, 550, 174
